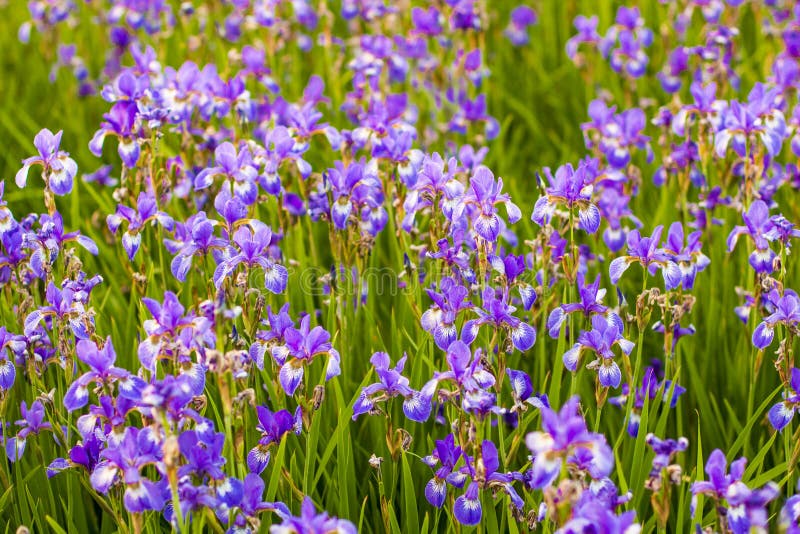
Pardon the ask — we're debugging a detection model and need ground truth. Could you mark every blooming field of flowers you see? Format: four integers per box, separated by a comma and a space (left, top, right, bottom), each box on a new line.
2, 0, 800, 532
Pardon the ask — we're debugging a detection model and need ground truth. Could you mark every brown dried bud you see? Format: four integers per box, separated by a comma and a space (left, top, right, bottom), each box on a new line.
395, 428, 413, 451
312, 385, 326, 410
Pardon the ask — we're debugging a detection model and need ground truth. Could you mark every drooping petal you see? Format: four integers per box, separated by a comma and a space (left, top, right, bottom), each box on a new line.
279, 362, 304, 395
424, 478, 447, 508
264, 263, 288, 294
752, 322, 774, 349
511, 322, 536, 352
402, 392, 432, 423
63, 381, 90, 412
0, 359, 15, 390
609, 257, 631, 284
247, 446, 271, 474
453, 483, 482, 526
598, 362, 622, 388
768, 402, 795, 432
578, 203, 600, 234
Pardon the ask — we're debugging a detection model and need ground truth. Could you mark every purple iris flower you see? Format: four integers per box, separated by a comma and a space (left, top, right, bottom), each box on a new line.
270, 497, 356, 534
136, 374, 196, 423
781, 490, 800, 534
422, 341, 496, 404
658, 46, 691, 93
609, 225, 682, 289
525, 396, 613, 489
0, 327, 24, 390
63, 337, 146, 411
247, 405, 302, 474
752, 288, 800, 349
506, 368, 548, 412
213, 184, 248, 233
463, 287, 536, 352
47, 431, 104, 478
531, 160, 600, 234
402, 154, 464, 232
547, 273, 609, 338
138, 291, 210, 382
559, 498, 639, 533
598, 187, 641, 252
454, 440, 524, 526
504, 6, 537, 46
715, 83, 787, 159
15, 128, 78, 196
563, 313, 633, 388
178, 430, 226, 481
107, 191, 175, 261
673, 81, 721, 138
769, 368, 800, 431
352, 352, 431, 422
311, 159, 387, 236
692, 449, 779, 534
248, 303, 295, 370
662, 222, 710, 289
166, 212, 228, 281
6, 400, 53, 462
423, 434, 467, 509
194, 142, 260, 205
566, 15, 601, 60
90, 427, 166, 513
259, 126, 312, 196
646, 434, 688, 477
89, 101, 141, 168
213, 219, 288, 293
278, 314, 341, 396
217, 473, 289, 527
489, 252, 536, 310
727, 201, 778, 274
421, 277, 473, 350
0, 182, 14, 234
28, 213, 99, 268
453, 165, 521, 242
24, 281, 93, 339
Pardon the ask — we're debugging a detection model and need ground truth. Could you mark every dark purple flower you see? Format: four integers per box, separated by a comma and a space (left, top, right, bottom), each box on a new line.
421, 277, 473, 350
247, 405, 302, 474
504, 6, 538, 46
6, 400, 52, 462
463, 287, 536, 352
